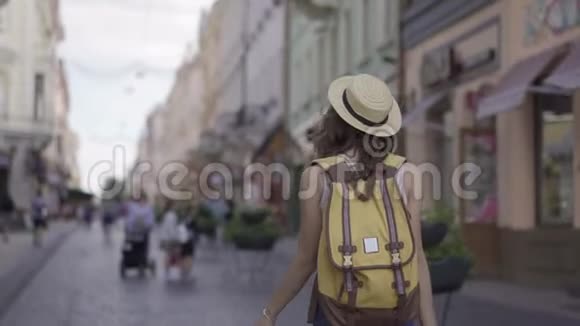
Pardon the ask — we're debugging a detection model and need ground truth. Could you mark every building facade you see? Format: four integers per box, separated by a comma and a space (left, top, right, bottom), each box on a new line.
196, 0, 287, 166
402, 0, 580, 286
200, 0, 286, 129
198, 8, 223, 128
42, 60, 80, 216
0, 0, 64, 216
132, 53, 205, 202
288, 0, 400, 156
132, 106, 162, 201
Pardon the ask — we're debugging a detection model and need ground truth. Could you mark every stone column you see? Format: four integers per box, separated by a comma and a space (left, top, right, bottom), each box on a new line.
503, 95, 536, 230
496, 104, 511, 229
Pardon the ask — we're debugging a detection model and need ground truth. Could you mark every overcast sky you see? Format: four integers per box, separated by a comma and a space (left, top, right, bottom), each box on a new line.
59, 0, 214, 191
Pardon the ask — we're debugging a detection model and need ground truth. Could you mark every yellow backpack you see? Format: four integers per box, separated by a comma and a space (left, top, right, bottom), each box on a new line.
312, 154, 418, 311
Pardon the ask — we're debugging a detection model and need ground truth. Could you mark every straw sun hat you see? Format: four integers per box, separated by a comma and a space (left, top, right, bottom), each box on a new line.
328, 74, 402, 137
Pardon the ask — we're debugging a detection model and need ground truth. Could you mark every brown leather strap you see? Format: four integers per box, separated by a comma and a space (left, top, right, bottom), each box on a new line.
340, 181, 358, 308
338, 245, 357, 253
380, 177, 407, 304
386, 242, 405, 250
381, 164, 401, 179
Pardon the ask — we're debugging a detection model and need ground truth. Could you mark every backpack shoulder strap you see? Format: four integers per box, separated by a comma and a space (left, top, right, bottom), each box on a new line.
380, 154, 411, 306
381, 154, 407, 180
313, 156, 358, 306
311, 156, 363, 184
310, 155, 345, 171
310, 156, 338, 211
384, 154, 407, 170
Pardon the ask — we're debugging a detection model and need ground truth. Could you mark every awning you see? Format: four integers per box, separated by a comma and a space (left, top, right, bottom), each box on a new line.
66, 188, 93, 201
477, 47, 564, 119
545, 41, 580, 90
402, 91, 447, 126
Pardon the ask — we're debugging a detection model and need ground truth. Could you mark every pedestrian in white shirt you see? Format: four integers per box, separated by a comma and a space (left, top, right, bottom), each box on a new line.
159, 201, 180, 276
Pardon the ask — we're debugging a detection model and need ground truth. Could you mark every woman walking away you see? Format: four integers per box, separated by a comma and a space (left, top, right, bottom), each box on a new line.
256, 74, 437, 326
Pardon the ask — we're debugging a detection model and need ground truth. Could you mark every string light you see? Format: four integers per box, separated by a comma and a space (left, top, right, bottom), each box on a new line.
63, 0, 176, 92
64, 59, 175, 80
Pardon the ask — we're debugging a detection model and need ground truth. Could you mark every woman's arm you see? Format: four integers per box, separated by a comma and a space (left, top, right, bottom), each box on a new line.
256, 166, 324, 325
403, 165, 438, 326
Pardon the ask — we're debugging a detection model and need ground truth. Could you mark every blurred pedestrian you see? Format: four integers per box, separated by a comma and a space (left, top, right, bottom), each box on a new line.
124, 192, 155, 256
255, 75, 436, 326
120, 192, 156, 276
125, 193, 155, 237
31, 189, 48, 247
0, 216, 8, 243
159, 200, 180, 277
177, 213, 198, 280
101, 199, 119, 242
83, 203, 94, 228
0, 197, 12, 243
0, 221, 7, 243
224, 199, 235, 223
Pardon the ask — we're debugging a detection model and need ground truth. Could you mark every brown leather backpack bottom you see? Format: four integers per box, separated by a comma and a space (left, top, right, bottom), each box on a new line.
308, 286, 420, 326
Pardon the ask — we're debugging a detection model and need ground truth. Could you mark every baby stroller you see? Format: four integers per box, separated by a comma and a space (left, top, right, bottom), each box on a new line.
162, 223, 196, 281
120, 223, 156, 278
163, 239, 183, 279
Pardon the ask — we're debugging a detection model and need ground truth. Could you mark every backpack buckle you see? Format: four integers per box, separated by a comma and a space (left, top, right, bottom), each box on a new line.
391, 252, 401, 265
343, 255, 353, 268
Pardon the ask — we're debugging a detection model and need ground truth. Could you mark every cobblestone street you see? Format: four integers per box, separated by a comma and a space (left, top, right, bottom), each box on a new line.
0, 225, 311, 326
1, 225, 579, 326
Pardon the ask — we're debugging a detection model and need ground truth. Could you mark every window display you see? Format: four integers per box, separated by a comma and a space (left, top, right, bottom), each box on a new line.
538, 106, 574, 226
461, 128, 497, 224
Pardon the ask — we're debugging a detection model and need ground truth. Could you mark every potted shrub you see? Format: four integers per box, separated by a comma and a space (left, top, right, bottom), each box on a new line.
423, 203, 472, 295
239, 206, 270, 225
226, 206, 281, 251
154, 205, 164, 224
195, 204, 218, 238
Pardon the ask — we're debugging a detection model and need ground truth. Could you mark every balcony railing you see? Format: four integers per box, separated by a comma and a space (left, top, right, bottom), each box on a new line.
0, 113, 55, 138
402, 0, 496, 49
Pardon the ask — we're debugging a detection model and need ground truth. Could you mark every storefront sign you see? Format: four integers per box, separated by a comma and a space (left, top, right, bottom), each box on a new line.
525, 0, 580, 45
420, 19, 500, 89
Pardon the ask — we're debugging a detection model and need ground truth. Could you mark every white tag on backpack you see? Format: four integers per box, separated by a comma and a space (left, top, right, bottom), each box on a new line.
363, 237, 379, 254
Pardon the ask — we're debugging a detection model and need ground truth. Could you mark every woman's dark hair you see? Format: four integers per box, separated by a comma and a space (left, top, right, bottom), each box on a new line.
312, 108, 396, 199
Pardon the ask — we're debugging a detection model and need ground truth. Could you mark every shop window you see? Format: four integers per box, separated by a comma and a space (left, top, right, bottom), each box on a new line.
427, 106, 454, 206
362, 0, 371, 59
384, 0, 392, 40
0, 11, 5, 33
535, 94, 574, 226
34, 73, 45, 121
56, 135, 63, 156
318, 35, 325, 99
330, 24, 339, 77
461, 122, 497, 224
0, 74, 6, 117
306, 49, 315, 100
344, 10, 353, 71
